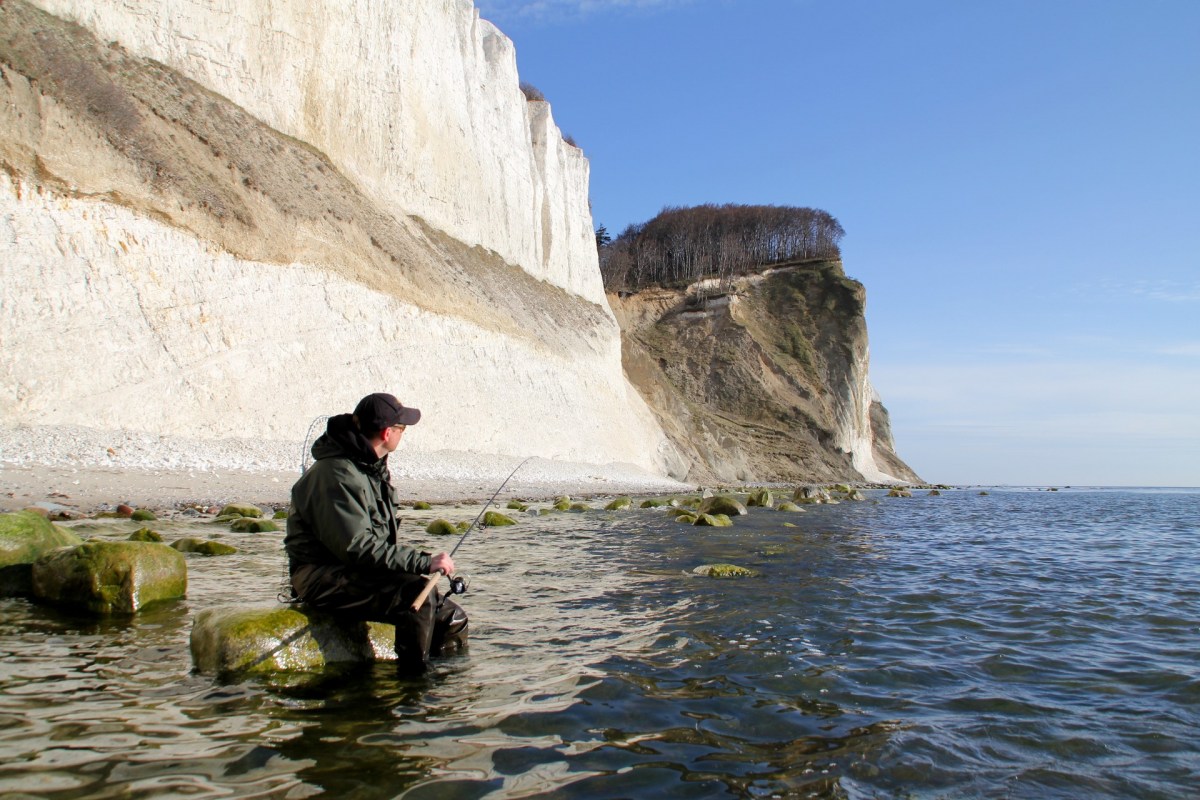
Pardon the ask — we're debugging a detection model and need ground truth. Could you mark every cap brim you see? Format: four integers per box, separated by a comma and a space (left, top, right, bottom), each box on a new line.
398, 406, 421, 425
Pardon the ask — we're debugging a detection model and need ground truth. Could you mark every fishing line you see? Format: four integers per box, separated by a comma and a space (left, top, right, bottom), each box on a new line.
411, 455, 534, 608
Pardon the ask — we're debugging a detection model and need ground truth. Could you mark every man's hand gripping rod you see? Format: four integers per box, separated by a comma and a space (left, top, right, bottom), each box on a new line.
410, 457, 533, 611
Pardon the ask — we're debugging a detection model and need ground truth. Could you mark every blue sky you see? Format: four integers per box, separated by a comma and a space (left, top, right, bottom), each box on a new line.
476, 0, 1200, 486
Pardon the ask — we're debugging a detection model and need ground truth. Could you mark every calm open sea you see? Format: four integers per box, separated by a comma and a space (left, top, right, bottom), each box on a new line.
1, 487, 1197, 798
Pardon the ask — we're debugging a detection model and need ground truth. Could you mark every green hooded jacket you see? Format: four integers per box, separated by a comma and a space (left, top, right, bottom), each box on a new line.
284, 413, 430, 575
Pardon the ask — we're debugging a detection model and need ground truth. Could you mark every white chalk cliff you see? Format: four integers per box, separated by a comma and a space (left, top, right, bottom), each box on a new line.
0, 0, 681, 477
0, 0, 910, 485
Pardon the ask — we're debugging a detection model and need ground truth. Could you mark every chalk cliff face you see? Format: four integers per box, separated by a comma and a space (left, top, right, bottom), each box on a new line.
609, 263, 921, 485
0, 0, 913, 486
0, 0, 679, 475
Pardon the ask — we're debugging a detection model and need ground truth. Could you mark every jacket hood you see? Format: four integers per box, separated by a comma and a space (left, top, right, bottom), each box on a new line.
311, 413, 385, 469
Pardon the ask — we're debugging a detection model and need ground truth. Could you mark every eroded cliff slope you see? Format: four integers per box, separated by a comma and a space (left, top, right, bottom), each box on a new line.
610, 261, 921, 484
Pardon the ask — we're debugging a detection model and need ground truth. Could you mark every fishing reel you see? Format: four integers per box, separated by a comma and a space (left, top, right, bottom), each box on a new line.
447, 574, 470, 595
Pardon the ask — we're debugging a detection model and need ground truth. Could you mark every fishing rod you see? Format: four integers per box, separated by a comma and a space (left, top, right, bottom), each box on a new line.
410, 455, 533, 611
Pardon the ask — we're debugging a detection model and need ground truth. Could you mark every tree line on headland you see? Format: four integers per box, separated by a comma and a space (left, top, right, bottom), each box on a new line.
597, 203, 845, 292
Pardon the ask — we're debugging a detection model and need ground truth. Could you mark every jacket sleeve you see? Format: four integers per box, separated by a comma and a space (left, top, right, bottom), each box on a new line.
307, 462, 431, 574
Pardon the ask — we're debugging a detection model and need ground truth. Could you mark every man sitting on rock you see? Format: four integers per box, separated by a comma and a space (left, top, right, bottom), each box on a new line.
284, 392, 467, 675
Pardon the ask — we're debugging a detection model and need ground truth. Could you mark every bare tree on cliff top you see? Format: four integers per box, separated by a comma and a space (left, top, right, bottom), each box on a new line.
599, 204, 844, 292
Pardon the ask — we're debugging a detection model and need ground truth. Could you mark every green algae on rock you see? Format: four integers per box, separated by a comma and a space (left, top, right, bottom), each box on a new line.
506, 500, 529, 512
230, 518, 279, 533
605, 497, 632, 511
172, 538, 238, 556
693, 513, 734, 527
746, 489, 773, 508
0, 511, 84, 595
775, 502, 804, 512
130, 509, 156, 521
412, 501, 433, 510
482, 511, 516, 527
32, 541, 186, 614
426, 519, 458, 536
698, 495, 748, 517
692, 563, 759, 578
219, 504, 263, 519
128, 527, 163, 542
190, 604, 396, 675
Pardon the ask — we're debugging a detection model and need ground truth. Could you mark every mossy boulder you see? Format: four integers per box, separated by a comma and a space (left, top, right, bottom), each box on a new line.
698, 495, 748, 517
836, 488, 868, 501
793, 485, 831, 504
639, 499, 666, 508
412, 501, 433, 510
1, 511, 85, 595
482, 511, 516, 527
746, 489, 773, 508
887, 489, 913, 498
273, 509, 289, 519
31, 541, 186, 614
830, 484, 852, 494
128, 527, 163, 542
506, 500, 529, 511
569, 503, 591, 511
928, 489, 942, 496
552, 496, 572, 511
190, 604, 397, 675
604, 497, 632, 511
674, 513, 698, 524
230, 518, 280, 533
692, 563, 759, 578
130, 509, 157, 521
426, 519, 459, 536
219, 504, 263, 519
693, 513, 733, 527
776, 502, 804, 512
172, 538, 238, 556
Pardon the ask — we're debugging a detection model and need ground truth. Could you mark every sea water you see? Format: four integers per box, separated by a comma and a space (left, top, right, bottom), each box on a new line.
1, 487, 1197, 798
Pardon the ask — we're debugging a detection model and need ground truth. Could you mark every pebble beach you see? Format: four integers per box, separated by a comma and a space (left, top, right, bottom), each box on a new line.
0, 424, 693, 514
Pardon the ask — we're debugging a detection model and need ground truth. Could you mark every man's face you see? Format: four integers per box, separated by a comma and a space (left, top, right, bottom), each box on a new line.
383, 423, 406, 453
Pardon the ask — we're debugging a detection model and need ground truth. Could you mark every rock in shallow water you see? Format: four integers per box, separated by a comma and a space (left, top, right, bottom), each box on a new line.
190, 603, 397, 675
0, 511, 84, 596
32, 541, 186, 614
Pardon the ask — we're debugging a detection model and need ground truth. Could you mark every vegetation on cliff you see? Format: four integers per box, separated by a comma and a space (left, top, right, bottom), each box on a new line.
598, 204, 844, 292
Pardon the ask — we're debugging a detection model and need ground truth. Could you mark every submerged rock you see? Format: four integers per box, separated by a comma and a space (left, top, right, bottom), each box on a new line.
887, 489, 913, 498
482, 511, 516, 527
172, 538, 238, 556
639, 499, 667, 508
775, 502, 804, 512
604, 497, 632, 511
0, 511, 84, 596
552, 496, 572, 511
219, 504, 263, 519
32, 541, 186, 614
128, 527, 163, 542
693, 513, 733, 527
131, 509, 157, 521
746, 489, 773, 508
190, 604, 397, 675
793, 485, 832, 504
698, 495, 748, 517
425, 519, 458, 536
692, 563, 759, 578
230, 518, 279, 533
506, 500, 529, 511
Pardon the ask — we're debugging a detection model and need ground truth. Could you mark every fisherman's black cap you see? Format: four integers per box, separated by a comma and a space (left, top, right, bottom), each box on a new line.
353, 392, 421, 433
